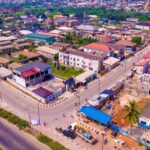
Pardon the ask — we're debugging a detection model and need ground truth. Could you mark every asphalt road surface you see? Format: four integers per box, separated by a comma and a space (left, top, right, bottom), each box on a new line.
0, 121, 43, 150
0, 46, 149, 128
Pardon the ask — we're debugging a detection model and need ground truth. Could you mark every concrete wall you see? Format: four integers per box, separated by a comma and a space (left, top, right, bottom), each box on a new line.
6, 78, 46, 103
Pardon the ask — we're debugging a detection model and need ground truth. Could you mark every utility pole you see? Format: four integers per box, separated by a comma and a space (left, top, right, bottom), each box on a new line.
0, 79, 2, 103
101, 133, 104, 150
37, 103, 41, 125
124, 61, 127, 81
28, 105, 31, 124
98, 79, 101, 94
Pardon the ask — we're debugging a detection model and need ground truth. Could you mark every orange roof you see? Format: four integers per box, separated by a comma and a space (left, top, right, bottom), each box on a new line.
101, 36, 112, 43
84, 43, 115, 52
115, 40, 136, 47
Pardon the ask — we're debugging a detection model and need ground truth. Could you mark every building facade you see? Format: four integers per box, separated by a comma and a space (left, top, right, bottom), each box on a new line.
13, 62, 51, 87
59, 50, 104, 73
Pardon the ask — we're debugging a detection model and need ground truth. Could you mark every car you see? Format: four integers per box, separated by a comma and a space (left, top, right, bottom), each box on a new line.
111, 131, 118, 138
114, 139, 125, 145
62, 129, 76, 139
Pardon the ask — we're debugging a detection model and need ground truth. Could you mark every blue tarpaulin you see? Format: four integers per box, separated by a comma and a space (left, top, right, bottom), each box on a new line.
101, 90, 113, 96
80, 106, 112, 125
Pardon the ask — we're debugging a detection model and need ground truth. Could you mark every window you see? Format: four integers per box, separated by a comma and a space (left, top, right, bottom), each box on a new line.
74, 58, 76, 61
30, 75, 34, 79
36, 73, 40, 78
45, 70, 48, 75
77, 59, 79, 61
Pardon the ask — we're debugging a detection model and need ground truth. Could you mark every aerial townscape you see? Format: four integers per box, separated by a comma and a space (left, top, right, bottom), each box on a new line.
0, 0, 150, 150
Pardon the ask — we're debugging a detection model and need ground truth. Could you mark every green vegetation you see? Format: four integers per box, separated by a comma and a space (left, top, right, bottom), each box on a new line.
0, 18, 3, 24
64, 32, 98, 46
29, 7, 150, 22
48, 61, 84, 80
132, 36, 142, 46
0, 108, 69, 150
11, 54, 27, 62
29, 42, 37, 52
37, 134, 69, 150
124, 100, 143, 135
0, 108, 30, 129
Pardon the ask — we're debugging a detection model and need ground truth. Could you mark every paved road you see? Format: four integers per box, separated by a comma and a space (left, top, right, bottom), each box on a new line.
0, 46, 149, 127
0, 120, 44, 150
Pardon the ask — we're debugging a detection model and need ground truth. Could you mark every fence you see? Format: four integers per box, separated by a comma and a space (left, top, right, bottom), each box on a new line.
6, 78, 46, 103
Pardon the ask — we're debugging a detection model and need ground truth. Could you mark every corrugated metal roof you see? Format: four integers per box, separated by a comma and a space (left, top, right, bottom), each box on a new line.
32, 87, 53, 98
15, 62, 50, 73
80, 106, 112, 125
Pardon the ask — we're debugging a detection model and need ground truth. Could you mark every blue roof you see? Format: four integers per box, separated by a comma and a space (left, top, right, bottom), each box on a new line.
80, 106, 112, 125
15, 62, 50, 73
26, 33, 52, 39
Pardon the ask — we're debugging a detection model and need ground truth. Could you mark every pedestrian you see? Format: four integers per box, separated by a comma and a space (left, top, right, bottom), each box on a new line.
104, 138, 108, 144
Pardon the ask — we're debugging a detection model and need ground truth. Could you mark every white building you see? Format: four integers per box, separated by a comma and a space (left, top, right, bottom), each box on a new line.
135, 23, 150, 30
59, 50, 104, 73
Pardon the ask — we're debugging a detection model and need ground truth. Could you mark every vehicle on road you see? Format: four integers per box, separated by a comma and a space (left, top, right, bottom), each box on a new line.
74, 124, 97, 144
62, 129, 76, 139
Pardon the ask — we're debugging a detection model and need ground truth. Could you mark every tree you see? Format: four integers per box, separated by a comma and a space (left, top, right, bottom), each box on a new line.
54, 53, 59, 61
0, 18, 3, 24
64, 33, 73, 43
18, 54, 26, 60
124, 100, 143, 135
50, 24, 55, 30
29, 42, 36, 52
132, 36, 142, 46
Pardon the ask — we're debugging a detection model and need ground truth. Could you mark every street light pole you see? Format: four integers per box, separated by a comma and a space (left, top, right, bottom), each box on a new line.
98, 79, 101, 94
0, 79, 2, 103
37, 103, 41, 125
102, 134, 104, 150
28, 105, 31, 124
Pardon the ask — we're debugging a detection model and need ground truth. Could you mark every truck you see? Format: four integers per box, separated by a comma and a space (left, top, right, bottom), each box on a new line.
75, 125, 97, 144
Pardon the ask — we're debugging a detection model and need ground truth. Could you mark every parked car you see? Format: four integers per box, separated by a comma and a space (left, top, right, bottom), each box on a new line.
62, 129, 76, 139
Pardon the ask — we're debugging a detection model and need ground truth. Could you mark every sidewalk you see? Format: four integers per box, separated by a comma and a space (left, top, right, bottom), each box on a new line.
0, 101, 85, 150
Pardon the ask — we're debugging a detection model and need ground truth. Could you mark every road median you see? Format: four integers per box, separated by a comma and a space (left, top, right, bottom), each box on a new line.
0, 108, 69, 150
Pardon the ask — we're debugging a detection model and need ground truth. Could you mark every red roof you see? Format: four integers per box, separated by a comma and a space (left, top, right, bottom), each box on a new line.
135, 59, 149, 67
144, 52, 150, 59
21, 68, 40, 78
115, 40, 136, 47
84, 43, 115, 52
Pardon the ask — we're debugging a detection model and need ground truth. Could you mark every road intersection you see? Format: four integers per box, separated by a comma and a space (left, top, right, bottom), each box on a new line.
0, 46, 149, 127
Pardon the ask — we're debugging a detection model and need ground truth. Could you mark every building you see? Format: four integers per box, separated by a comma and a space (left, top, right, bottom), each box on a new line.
32, 87, 55, 103
75, 70, 96, 86
13, 62, 52, 87
0, 67, 12, 80
76, 25, 98, 34
59, 50, 104, 73
135, 22, 150, 30
58, 26, 74, 35
25, 33, 55, 44
49, 42, 70, 51
83, 43, 116, 56
37, 46, 59, 59
115, 40, 136, 52
0, 57, 10, 67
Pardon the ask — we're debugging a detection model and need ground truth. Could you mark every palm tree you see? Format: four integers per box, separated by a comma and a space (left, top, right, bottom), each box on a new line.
124, 100, 143, 135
